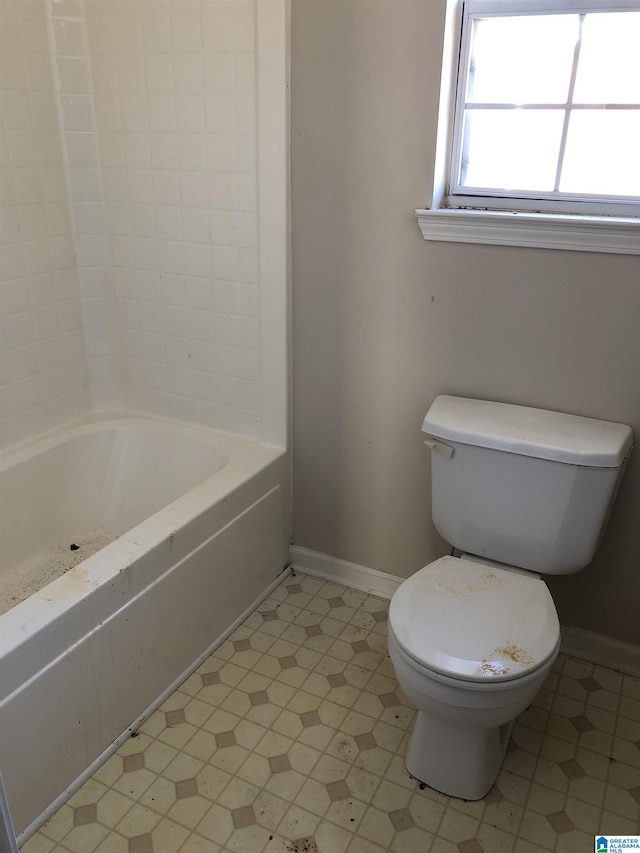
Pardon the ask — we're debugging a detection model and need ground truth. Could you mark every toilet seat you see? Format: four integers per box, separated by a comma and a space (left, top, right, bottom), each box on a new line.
389, 556, 560, 684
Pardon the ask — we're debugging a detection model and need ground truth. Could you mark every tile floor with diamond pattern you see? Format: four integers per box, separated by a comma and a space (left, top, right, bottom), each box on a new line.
23, 573, 640, 853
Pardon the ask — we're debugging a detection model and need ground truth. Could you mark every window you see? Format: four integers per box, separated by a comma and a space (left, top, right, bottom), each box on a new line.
417, 0, 640, 253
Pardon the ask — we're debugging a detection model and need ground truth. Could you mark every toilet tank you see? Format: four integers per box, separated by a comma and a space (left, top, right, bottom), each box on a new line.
422, 396, 633, 575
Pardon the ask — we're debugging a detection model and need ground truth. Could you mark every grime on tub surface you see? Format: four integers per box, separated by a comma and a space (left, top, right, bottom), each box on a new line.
1, 528, 114, 615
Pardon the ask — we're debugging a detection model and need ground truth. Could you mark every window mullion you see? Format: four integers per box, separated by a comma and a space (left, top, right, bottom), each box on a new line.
554, 14, 584, 192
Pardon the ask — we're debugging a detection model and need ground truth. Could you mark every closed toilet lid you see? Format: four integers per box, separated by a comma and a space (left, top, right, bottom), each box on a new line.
389, 556, 560, 682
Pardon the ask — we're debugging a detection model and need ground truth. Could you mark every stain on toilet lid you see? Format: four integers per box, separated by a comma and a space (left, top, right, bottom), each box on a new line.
389, 556, 560, 682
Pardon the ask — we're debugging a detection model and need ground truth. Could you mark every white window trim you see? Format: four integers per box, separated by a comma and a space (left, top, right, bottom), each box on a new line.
417, 0, 640, 255
416, 208, 640, 253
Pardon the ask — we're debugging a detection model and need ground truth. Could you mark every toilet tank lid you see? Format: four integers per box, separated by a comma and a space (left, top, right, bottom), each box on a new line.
422, 396, 633, 468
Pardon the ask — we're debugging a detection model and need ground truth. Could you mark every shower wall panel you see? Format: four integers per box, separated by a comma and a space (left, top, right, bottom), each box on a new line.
2, 0, 287, 449
0, 0, 90, 448
82, 0, 262, 435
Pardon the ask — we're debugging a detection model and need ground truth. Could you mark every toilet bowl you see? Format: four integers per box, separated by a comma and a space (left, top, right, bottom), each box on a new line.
388, 555, 560, 799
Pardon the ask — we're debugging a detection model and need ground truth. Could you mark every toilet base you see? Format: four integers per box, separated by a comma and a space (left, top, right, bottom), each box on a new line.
405, 710, 515, 800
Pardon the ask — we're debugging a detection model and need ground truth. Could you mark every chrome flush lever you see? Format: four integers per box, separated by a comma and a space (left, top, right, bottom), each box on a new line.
424, 438, 455, 459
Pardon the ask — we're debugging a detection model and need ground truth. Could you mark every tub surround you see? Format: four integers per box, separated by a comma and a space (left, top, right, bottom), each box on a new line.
2, 0, 289, 448
0, 0, 291, 838
0, 0, 91, 448
45, 0, 282, 438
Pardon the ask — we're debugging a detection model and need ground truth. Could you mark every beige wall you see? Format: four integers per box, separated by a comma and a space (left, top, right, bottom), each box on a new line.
290, 0, 640, 645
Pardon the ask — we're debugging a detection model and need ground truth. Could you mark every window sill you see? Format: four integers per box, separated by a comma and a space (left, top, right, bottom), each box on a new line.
416, 208, 640, 255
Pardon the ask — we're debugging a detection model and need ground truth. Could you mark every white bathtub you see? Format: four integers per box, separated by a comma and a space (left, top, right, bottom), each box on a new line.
0, 414, 289, 838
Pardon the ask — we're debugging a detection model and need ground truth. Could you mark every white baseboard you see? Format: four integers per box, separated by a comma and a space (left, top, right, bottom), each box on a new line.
290, 545, 640, 678
560, 625, 640, 678
289, 546, 405, 600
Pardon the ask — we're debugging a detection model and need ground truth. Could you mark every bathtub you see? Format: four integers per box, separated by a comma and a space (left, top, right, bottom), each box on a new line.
0, 414, 289, 838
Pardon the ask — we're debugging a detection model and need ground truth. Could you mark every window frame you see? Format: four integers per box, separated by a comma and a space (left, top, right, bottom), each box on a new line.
416, 0, 640, 254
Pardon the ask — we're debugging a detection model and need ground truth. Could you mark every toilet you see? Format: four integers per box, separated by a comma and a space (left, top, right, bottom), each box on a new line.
388, 395, 633, 801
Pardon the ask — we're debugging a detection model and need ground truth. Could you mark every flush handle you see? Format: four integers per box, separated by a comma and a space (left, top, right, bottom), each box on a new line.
424, 438, 455, 459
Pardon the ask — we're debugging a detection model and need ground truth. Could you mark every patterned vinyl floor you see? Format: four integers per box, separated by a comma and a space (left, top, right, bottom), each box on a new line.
24, 572, 640, 853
